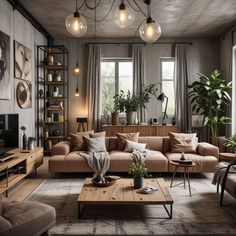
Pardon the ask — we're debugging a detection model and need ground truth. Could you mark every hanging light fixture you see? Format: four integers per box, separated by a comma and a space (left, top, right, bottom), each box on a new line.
75, 80, 80, 97
113, 0, 135, 28
139, 0, 161, 43
74, 39, 80, 96
65, 0, 87, 37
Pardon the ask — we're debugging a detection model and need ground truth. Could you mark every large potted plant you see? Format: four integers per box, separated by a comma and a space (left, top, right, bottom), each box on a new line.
188, 69, 231, 143
114, 84, 156, 124
224, 134, 236, 153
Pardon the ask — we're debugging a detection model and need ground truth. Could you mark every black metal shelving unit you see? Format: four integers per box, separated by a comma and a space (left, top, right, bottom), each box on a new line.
36, 45, 69, 154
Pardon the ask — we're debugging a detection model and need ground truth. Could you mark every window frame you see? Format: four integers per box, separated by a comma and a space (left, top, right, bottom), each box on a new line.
100, 58, 133, 115
160, 57, 175, 117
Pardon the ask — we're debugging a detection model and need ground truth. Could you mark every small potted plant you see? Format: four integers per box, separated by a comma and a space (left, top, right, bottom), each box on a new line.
128, 150, 150, 189
28, 137, 36, 150
20, 126, 27, 150
106, 102, 120, 125
224, 134, 236, 153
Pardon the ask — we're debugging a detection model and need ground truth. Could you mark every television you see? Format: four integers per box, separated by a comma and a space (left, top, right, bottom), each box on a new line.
0, 114, 19, 153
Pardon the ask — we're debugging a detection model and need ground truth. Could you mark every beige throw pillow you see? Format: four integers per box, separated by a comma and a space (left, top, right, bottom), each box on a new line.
124, 140, 146, 152
169, 132, 197, 153
116, 132, 140, 151
89, 131, 106, 138
69, 131, 94, 151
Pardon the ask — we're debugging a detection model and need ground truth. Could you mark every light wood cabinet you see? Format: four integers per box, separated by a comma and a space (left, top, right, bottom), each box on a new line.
102, 125, 179, 136
0, 147, 43, 196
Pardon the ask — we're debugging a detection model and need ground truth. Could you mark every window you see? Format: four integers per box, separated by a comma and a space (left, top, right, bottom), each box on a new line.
160, 58, 175, 116
100, 59, 133, 114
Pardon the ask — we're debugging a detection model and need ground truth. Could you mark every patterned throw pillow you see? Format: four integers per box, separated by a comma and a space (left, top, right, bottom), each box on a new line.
169, 132, 197, 153
116, 132, 140, 151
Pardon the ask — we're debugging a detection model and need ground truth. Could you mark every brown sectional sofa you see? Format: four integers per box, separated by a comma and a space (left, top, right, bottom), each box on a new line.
49, 136, 219, 173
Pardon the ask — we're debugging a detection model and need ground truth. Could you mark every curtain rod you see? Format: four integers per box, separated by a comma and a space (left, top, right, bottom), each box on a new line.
86, 42, 193, 46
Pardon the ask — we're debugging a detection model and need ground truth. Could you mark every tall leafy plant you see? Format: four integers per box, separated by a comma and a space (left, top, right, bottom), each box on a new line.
188, 69, 231, 137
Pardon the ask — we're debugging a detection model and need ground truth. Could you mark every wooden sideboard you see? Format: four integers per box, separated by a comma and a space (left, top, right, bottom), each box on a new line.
102, 125, 179, 136
0, 147, 43, 196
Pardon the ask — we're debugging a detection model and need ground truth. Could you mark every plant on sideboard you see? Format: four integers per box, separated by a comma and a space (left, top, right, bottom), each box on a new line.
106, 100, 120, 125
28, 137, 36, 151
188, 69, 231, 138
224, 134, 236, 153
114, 83, 157, 124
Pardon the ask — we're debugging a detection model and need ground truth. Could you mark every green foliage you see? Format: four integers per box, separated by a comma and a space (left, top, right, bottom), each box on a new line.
40, 120, 48, 132
128, 162, 149, 178
20, 126, 26, 134
188, 69, 231, 136
114, 83, 157, 112
28, 137, 36, 141
224, 134, 236, 153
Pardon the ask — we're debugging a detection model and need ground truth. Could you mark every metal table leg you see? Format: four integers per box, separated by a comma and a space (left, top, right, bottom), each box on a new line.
170, 166, 178, 188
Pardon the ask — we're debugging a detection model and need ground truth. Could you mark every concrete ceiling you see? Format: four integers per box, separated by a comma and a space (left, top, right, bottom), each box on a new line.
19, 0, 236, 39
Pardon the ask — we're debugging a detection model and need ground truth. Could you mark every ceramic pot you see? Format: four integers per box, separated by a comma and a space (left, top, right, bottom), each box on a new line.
126, 111, 136, 125
111, 112, 119, 125
28, 141, 35, 151
133, 177, 143, 189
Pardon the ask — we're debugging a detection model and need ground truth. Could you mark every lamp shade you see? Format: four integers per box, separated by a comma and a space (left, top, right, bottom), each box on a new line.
157, 92, 165, 102
113, 2, 135, 28
65, 12, 87, 37
139, 17, 161, 43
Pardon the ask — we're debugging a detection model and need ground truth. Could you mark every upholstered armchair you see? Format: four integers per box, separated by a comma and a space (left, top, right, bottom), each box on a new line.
220, 160, 236, 206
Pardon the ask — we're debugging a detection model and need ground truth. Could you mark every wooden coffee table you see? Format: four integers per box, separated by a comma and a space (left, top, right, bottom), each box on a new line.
77, 178, 173, 219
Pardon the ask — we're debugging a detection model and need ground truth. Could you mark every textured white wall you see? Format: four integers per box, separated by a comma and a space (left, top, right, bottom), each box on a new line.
0, 0, 46, 143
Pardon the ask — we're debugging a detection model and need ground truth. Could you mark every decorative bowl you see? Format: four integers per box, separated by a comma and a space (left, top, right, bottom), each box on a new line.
91, 176, 120, 187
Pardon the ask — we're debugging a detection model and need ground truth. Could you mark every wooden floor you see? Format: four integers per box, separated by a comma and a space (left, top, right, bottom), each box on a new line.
7, 156, 51, 201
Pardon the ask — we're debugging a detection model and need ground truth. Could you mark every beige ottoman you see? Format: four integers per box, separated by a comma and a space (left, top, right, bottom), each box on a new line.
0, 200, 56, 236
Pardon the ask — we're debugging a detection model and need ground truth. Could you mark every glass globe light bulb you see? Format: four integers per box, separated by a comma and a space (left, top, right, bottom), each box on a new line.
65, 12, 87, 37
139, 17, 161, 43
113, 2, 135, 28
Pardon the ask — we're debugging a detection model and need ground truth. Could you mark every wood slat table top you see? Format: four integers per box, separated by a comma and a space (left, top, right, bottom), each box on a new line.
77, 178, 173, 205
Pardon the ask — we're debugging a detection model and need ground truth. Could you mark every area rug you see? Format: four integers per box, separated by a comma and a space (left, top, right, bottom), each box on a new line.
25, 176, 236, 235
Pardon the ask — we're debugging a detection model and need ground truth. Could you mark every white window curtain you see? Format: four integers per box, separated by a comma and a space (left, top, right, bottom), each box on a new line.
174, 44, 190, 133
86, 45, 101, 131
232, 45, 236, 134
132, 44, 147, 123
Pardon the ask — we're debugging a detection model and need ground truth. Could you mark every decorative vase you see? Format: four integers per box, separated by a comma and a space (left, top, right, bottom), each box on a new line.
133, 177, 143, 189
22, 133, 27, 150
172, 117, 176, 125
111, 112, 119, 125
126, 111, 136, 125
28, 141, 34, 151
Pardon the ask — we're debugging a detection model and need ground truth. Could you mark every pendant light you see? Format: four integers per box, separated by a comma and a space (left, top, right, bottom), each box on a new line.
74, 39, 80, 97
139, 0, 161, 43
65, 0, 87, 37
113, 0, 135, 28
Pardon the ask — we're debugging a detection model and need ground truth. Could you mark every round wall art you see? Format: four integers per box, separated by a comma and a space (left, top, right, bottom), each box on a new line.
16, 81, 32, 109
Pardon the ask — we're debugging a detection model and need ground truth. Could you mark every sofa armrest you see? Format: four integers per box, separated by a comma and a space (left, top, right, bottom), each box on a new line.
197, 142, 219, 160
51, 141, 71, 156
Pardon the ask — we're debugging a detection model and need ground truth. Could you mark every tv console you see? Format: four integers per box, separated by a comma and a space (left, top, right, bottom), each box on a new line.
0, 147, 43, 197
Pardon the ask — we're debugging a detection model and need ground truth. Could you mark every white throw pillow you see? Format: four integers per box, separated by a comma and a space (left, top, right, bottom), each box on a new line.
124, 140, 146, 152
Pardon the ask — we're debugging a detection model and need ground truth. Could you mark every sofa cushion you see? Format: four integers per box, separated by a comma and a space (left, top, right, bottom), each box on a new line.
124, 140, 146, 152
108, 150, 168, 172
83, 136, 107, 153
138, 137, 164, 152
89, 131, 106, 138
0, 201, 55, 236
169, 132, 197, 153
116, 132, 139, 151
69, 131, 94, 151
165, 152, 218, 172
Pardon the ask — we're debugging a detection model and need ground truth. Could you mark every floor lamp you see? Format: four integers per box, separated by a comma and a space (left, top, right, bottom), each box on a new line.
157, 92, 168, 125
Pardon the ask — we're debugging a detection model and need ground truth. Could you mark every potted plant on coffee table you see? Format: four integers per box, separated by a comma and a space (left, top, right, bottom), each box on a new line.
188, 69, 231, 143
128, 150, 149, 189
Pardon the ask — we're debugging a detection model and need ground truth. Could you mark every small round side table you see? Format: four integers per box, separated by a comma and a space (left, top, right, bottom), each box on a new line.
169, 161, 196, 196
219, 152, 236, 162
